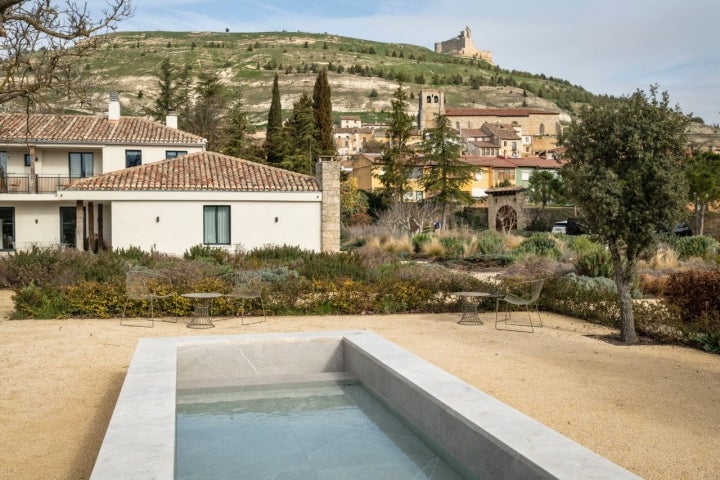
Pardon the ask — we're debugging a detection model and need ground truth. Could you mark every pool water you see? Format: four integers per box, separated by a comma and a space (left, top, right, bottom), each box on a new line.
176, 381, 470, 479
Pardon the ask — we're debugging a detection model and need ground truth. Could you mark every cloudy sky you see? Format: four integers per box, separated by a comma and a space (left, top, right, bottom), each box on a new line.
116, 0, 719, 125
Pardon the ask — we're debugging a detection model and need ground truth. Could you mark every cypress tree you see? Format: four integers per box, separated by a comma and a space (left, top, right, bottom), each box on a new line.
312, 68, 335, 156
266, 73, 283, 164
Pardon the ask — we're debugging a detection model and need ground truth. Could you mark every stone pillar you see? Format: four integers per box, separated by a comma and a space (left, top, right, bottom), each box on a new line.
75, 201, 84, 250
315, 157, 341, 252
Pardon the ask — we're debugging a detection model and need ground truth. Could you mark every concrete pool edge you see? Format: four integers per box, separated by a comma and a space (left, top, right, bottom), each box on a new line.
90, 331, 640, 479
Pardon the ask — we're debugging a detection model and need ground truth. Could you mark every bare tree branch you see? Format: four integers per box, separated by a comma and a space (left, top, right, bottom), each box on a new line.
0, 0, 133, 107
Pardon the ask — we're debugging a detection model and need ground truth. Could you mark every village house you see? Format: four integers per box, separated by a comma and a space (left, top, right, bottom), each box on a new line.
0, 94, 340, 254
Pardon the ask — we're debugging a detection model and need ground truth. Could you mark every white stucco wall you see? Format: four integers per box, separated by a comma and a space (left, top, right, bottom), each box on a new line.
101, 145, 204, 173
108, 195, 322, 255
2, 201, 73, 249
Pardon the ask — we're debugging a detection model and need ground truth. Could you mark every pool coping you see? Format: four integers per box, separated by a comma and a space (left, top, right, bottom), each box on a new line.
90, 330, 641, 479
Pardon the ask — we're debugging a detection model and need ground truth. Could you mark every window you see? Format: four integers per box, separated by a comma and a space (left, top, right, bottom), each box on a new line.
203, 206, 230, 245
59, 206, 80, 248
24, 154, 32, 167
539, 123, 545, 135
0, 207, 14, 250
69, 152, 93, 178
521, 170, 531, 181
125, 150, 142, 168
166, 150, 187, 159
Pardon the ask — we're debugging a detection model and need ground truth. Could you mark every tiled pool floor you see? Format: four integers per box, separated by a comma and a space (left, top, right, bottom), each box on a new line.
176, 381, 468, 480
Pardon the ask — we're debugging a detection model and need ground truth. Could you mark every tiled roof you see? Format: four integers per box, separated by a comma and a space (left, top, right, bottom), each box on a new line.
460, 128, 485, 137
469, 141, 499, 148
63, 151, 320, 192
445, 108, 558, 117
507, 156, 565, 169
481, 123, 521, 140
0, 113, 205, 145
461, 155, 516, 168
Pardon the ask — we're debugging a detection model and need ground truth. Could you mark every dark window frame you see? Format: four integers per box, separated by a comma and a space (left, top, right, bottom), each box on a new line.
203, 205, 231, 245
125, 149, 142, 168
165, 150, 188, 159
69, 152, 94, 178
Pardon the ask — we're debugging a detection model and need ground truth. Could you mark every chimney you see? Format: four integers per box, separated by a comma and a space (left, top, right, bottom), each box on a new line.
166, 110, 178, 129
315, 157, 341, 253
108, 92, 120, 121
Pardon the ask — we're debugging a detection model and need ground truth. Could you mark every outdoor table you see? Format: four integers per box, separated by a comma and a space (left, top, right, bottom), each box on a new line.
452, 291, 503, 325
181, 292, 223, 329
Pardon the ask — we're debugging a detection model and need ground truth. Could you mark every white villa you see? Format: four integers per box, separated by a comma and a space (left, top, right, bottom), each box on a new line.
0, 94, 340, 255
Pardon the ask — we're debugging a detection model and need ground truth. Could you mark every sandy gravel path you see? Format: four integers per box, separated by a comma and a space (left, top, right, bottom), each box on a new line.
0, 289, 719, 480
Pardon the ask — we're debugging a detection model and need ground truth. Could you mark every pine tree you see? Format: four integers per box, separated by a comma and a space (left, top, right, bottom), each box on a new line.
312, 68, 335, 156
220, 100, 254, 159
144, 58, 180, 122
378, 83, 415, 202
179, 69, 227, 152
282, 94, 319, 175
266, 73, 284, 165
421, 115, 475, 228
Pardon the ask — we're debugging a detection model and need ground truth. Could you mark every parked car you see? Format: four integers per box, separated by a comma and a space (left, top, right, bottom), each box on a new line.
551, 218, 587, 235
662, 222, 693, 237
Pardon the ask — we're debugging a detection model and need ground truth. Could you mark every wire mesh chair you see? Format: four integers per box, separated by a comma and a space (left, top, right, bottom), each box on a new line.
120, 269, 175, 327
495, 278, 544, 333
226, 270, 267, 325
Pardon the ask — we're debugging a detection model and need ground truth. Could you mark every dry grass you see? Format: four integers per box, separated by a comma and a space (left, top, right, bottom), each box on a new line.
639, 244, 680, 271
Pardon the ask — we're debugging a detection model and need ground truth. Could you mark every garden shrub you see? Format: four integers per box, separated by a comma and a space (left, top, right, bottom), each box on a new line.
664, 269, 720, 327
439, 236, 464, 258
672, 236, 719, 260
475, 230, 504, 255
540, 275, 620, 327
637, 273, 669, 297
513, 233, 561, 260
13, 283, 68, 319
298, 251, 373, 282
183, 244, 231, 264
574, 248, 613, 278
411, 233, 431, 253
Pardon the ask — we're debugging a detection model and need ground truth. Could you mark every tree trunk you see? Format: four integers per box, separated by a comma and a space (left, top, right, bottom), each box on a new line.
609, 239, 639, 344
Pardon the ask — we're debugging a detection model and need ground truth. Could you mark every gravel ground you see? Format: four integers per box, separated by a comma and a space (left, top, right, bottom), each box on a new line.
1, 289, 719, 480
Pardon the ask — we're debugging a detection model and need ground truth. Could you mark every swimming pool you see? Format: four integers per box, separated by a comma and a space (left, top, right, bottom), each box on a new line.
91, 330, 641, 479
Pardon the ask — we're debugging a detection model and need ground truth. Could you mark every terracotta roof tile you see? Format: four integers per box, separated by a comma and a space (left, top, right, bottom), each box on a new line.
461, 155, 516, 168
445, 108, 558, 117
506, 156, 565, 168
63, 151, 320, 192
0, 113, 205, 145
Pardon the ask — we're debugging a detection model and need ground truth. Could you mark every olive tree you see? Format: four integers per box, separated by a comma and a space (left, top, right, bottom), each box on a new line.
0, 0, 133, 107
560, 86, 689, 343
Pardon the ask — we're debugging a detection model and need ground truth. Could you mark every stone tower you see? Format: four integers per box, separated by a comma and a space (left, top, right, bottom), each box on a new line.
434, 26, 493, 64
417, 89, 446, 130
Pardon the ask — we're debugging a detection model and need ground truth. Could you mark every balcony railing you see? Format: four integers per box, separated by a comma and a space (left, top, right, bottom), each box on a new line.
0, 175, 83, 194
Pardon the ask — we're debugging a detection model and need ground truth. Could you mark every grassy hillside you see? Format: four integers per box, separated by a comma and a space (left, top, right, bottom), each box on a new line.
74, 30, 595, 125
35, 29, 715, 145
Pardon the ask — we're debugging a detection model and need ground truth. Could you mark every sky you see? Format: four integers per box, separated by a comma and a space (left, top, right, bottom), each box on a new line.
114, 0, 719, 126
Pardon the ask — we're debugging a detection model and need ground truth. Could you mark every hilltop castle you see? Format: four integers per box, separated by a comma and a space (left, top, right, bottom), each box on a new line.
435, 26, 493, 64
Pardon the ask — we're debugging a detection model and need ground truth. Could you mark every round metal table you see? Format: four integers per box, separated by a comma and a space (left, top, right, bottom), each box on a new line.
181, 292, 223, 328
451, 291, 503, 325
